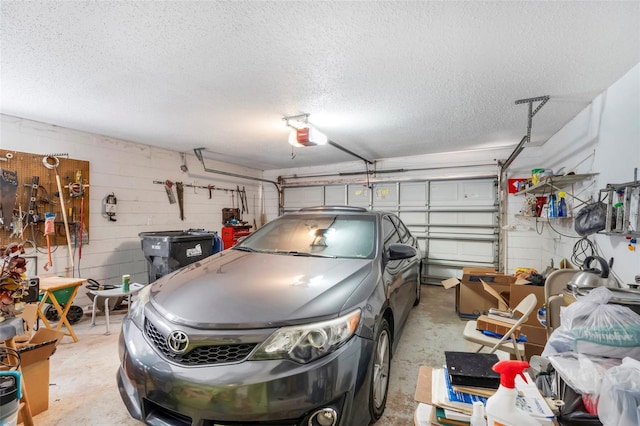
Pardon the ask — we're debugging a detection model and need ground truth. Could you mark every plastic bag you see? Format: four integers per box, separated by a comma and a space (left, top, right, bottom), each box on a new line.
543, 287, 640, 359
44, 212, 56, 235
575, 201, 607, 236
598, 357, 640, 426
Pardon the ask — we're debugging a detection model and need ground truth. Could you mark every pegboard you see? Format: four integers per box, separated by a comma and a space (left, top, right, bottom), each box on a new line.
0, 150, 90, 252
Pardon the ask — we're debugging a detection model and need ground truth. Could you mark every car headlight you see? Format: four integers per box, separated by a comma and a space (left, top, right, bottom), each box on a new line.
251, 309, 361, 364
129, 284, 151, 329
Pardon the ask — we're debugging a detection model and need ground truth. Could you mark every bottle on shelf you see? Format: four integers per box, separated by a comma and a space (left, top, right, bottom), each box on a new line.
558, 191, 567, 217
548, 193, 557, 217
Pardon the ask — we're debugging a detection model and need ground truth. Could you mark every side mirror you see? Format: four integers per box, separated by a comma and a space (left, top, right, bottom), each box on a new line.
388, 243, 416, 261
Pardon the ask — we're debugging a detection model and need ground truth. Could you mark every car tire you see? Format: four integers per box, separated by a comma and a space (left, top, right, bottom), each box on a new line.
369, 319, 391, 423
413, 262, 422, 306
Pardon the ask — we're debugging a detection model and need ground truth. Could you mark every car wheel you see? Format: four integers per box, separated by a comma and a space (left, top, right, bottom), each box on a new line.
413, 262, 422, 306
369, 319, 391, 423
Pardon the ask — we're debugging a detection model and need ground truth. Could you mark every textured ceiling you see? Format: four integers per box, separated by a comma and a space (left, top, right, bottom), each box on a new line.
1, 1, 639, 170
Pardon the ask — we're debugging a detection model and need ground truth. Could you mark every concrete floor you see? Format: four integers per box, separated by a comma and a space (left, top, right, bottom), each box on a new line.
32, 285, 477, 425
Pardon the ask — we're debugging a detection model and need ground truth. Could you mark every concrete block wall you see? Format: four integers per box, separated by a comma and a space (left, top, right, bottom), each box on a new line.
1, 114, 262, 306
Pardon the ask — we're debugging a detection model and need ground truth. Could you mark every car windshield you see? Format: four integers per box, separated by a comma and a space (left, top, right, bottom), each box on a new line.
235, 214, 376, 259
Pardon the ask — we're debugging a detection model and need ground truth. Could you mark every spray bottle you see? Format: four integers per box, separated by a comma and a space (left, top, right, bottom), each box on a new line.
557, 191, 567, 217
485, 360, 539, 426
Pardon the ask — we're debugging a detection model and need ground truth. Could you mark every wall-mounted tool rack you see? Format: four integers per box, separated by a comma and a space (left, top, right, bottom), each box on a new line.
600, 172, 640, 237
0, 150, 90, 249
152, 180, 238, 195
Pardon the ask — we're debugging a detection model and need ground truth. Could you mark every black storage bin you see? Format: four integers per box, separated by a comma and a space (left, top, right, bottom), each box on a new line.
139, 230, 216, 283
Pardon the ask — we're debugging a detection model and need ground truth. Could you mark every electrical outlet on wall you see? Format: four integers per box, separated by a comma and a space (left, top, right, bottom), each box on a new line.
147, 217, 153, 225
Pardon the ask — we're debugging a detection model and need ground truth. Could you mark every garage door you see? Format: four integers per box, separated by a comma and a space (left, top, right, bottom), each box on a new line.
282, 178, 499, 284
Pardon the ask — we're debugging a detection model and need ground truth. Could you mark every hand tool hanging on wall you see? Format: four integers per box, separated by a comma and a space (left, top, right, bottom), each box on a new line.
253, 194, 257, 229
68, 170, 85, 198
208, 185, 214, 199
26, 176, 40, 223
242, 186, 249, 214
9, 205, 24, 239
43, 155, 74, 268
176, 182, 185, 220
260, 183, 267, 226
79, 195, 85, 260
43, 211, 55, 271
164, 180, 177, 204
0, 168, 18, 231
236, 186, 244, 216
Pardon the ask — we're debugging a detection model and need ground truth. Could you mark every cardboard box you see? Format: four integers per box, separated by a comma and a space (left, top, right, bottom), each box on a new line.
525, 343, 545, 359
476, 314, 522, 339
13, 328, 64, 421
521, 324, 547, 346
442, 268, 516, 318
16, 328, 64, 367
17, 359, 50, 422
414, 366, 433, 405
510, 285, 546, 328
15, 303, 38, 343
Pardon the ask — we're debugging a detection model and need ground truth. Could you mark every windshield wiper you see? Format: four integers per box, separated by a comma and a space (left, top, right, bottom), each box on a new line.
233, 246, 257, 252
284, 251, 337, 258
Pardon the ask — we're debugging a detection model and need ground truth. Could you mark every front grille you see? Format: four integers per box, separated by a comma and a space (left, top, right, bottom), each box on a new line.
144, 320, 256, 366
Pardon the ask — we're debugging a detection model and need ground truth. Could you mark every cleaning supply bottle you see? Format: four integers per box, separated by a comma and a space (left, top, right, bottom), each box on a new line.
485, 360, 539, 426
470, 400, 487, 426
557, 191, 567, 217
548, 193, 557, 217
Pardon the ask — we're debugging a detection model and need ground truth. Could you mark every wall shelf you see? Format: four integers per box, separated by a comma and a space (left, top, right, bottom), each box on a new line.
513, 173, 598, 196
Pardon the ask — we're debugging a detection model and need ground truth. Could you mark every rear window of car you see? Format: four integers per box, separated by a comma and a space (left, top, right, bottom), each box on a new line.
238, 214, 376, 259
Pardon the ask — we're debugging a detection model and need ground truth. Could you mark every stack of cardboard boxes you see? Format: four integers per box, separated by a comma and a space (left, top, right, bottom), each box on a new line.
442, 267, 547, 358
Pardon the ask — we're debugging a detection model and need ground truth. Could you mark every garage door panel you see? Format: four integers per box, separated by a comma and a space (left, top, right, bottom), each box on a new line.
347, 184, 370, 207
429, 228, 495, 235
429, 240, 458, 255
285, 187, 324, 208
372, 183, 397, 207
325, 186, 346, 205
462, 181, 496, 203
427, 265, 460, 281
461, 241, 495, 258
400, 182, 427, 205
430, 180, 495, 207
430, 182, 459, 203
399, 211, 427, 226
429, 239, 495, 259
429, 212, 495, 226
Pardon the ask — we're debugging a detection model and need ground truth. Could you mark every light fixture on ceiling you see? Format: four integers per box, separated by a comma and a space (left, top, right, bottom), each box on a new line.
283, 113, 328, 147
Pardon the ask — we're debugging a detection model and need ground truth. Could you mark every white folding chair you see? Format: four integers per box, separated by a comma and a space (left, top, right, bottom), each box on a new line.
462, 293, 537, 361
544, 269, 578, 336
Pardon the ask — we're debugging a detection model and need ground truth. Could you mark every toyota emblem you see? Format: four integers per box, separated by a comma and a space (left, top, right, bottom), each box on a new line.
167, 330, 189, 354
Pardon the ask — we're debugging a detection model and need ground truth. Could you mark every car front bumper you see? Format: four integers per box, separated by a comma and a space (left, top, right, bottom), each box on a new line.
117, 318, 374, 426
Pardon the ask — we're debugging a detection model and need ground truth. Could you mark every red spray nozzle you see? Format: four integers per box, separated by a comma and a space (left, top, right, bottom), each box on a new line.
492, 360, 530, 389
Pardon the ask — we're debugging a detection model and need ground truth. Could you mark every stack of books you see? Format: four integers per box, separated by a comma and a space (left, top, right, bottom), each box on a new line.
423, 352, 499, 425
414, 351, 555, 426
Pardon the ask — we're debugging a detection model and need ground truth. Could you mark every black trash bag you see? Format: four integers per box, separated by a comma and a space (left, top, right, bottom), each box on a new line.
528, 273, 545, 286
574, 202, 607, 236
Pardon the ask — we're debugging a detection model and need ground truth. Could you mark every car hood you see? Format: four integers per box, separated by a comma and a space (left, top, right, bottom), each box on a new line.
149, 250, 373, 329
